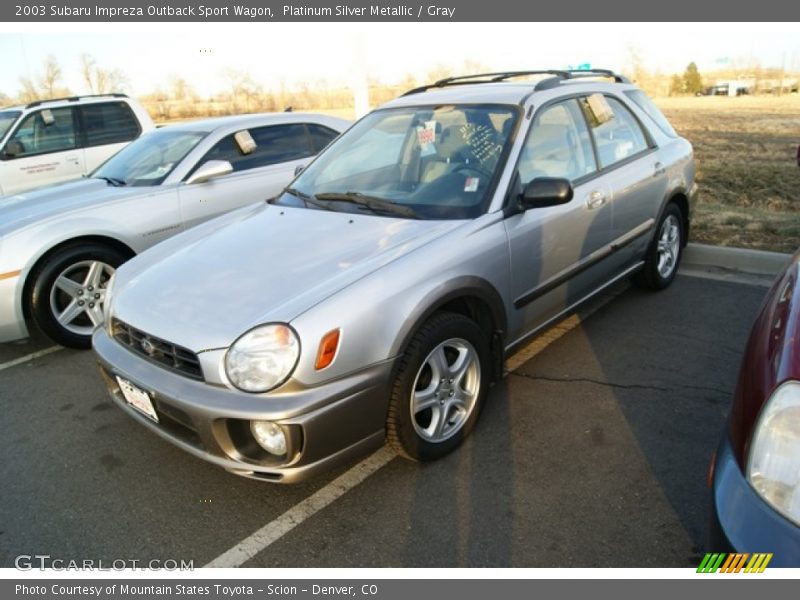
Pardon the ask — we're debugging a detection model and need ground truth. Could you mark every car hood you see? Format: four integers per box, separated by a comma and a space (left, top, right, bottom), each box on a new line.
112, 204, 462, 351
0, 178, 145, 237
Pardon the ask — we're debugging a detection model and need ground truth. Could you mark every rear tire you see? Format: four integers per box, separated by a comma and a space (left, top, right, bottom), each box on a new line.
386, 312, 490, 461
634, 203, 684, 291
29, 243, 127, 349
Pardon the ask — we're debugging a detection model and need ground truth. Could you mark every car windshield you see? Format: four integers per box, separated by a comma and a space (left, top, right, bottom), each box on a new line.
0, 110, 21, 140
91, 128, 206, 187
274, 104, 518, 219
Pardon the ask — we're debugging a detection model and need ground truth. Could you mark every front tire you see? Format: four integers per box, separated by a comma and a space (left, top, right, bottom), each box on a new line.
634, 203, 684, 290
29, 243, 127, 349
386, 312, 490, 461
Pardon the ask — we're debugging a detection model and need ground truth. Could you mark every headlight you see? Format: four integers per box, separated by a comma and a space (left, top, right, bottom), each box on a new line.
746, 380, 800, 526
225, 324, 300, 393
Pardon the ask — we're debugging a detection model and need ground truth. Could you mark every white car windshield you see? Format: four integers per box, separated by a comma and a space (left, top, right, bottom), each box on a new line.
277, 104, 519, 219
92, 129, 206, 187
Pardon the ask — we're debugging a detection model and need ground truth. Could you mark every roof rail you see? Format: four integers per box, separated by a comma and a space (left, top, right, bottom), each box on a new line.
534, 69, 631, 90
25, 93, 128, 109
402, 69, 630, 96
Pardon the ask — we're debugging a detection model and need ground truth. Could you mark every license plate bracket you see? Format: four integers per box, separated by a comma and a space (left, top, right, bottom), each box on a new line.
116, 376, 159, 422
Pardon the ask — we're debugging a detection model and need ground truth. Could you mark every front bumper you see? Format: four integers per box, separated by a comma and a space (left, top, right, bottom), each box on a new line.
0, 272, 28, 343
709, 434, 800, 566
93, 327, 393, 483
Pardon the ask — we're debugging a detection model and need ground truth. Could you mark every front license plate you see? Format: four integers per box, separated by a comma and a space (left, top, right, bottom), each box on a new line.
116, 376, 159, 422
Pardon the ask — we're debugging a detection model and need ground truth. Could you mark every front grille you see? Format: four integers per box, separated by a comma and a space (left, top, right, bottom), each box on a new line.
112, 319, 203, 380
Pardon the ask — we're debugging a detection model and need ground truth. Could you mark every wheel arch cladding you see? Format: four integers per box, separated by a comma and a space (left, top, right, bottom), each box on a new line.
389, 276, 507, 381
668, 192, 690, 246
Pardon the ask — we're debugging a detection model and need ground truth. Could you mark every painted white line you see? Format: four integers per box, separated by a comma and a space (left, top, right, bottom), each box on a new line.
204, 446, 396, 568
0, 346, 62, 372
678, 266, 774, 288
204, 291, 619, 568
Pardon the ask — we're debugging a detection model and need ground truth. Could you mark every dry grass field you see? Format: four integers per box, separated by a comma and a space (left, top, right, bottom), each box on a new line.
656, 95, 800, 253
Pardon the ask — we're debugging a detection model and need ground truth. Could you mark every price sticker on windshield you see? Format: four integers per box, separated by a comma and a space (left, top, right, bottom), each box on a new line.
416, 120, 437, 156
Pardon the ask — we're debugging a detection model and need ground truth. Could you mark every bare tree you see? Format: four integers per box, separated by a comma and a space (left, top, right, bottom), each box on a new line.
18, 77, 40, 103
223, 68, 262, 112
81, 53, 129, 94
38, 55, 65, 98
81, 53, 97, 93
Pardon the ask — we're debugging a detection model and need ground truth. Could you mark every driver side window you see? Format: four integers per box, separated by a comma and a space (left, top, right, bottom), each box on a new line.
7, 107, 77, 158
519, 100, 597, 185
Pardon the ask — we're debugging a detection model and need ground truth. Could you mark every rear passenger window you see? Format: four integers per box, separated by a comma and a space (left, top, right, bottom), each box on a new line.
7, 107, 77, 157
198, 124, 314, 174
81, 102, 141, 146
307, 124, 339, 152
250, 124, 313, 164
583, 96, 650, 169
624, 90, 678, 138
519, 99, 597, 184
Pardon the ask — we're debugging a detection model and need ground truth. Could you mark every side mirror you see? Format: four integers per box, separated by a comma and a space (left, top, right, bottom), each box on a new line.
4, 140, 24, 158
294, 164, 305, 176
519, 177, 573, 210
185, 160, 233, 185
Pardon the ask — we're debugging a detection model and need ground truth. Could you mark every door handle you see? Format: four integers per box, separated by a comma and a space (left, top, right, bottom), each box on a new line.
654, 161, 666, 176
586, 190, 607, 209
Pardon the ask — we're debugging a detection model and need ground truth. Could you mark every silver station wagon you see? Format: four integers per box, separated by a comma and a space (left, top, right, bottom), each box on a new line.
93, 70, 697, 482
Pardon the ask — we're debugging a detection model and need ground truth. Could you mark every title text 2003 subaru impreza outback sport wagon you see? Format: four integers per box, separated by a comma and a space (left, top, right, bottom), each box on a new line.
94, 70, 697, 482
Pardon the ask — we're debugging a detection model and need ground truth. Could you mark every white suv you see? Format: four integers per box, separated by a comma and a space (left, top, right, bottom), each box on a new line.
0, 94, 154, 196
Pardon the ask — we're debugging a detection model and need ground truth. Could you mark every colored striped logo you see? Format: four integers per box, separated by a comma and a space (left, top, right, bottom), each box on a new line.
697, 553, 773, 573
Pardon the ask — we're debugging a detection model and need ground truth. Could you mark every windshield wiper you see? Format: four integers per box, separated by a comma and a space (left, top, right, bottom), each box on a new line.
278, 187, 335, 211
95, 176, 127, 187
315, 191, 418, 219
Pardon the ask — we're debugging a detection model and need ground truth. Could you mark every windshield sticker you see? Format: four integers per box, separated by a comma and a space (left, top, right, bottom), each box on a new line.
585, 93, 615, 127
464, 176, 480, 192
460, 123, 502, 163
417, 120, 437, 156
234, 130, 257, 154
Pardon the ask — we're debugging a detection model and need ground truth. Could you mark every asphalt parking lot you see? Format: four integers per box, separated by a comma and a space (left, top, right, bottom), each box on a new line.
0, 270, 770, 568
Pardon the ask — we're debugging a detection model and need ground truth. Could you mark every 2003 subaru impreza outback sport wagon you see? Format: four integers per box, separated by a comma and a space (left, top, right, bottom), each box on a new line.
93, 70, 697, 482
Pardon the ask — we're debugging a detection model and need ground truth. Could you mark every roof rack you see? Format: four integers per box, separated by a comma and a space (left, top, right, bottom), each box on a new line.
25, 93, 128, 109
402, 69, 630, 96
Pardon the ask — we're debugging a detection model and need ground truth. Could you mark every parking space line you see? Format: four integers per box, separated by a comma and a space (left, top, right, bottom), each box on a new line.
204, 292, 621, 568
0, 346, 62, 372
204, 446, 396, 568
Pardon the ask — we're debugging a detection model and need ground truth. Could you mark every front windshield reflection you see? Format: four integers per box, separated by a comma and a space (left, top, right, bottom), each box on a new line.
276, 104, 518, 220
92, 129, 206, 187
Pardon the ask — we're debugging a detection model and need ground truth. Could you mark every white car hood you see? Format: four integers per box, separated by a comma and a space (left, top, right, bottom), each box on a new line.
0, 178, 146, 237
111, 203, 462, 351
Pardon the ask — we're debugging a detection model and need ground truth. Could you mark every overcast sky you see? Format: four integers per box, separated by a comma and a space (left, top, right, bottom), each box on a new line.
0, 22, 798, 98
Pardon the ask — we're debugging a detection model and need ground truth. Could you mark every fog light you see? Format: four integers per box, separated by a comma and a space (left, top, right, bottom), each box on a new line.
250, 420, 287, 456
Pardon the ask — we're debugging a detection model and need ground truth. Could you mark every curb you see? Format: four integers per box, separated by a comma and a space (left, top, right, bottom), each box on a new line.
683, 243, 792, 276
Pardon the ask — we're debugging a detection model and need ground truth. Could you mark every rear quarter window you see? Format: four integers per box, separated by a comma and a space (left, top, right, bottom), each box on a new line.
624, 90, 678, 138
81, 101, 141, 147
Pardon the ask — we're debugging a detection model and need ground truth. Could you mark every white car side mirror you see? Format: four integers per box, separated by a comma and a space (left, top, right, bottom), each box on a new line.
186, 160, 233, 185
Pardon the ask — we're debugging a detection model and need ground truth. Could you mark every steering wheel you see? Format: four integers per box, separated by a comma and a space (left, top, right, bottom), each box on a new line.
453, 163, 493, 180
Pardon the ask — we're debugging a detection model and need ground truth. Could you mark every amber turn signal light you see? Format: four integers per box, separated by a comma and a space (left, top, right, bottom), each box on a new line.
315, 329, 340, 370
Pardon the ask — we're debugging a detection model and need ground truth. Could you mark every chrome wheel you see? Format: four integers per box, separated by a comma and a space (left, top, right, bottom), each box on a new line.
410, 337, 481, 443
656, 214, 680, 279
49, 260, 115, 336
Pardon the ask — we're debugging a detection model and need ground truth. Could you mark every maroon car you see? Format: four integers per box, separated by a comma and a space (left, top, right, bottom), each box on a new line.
710, 248, 800, 565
